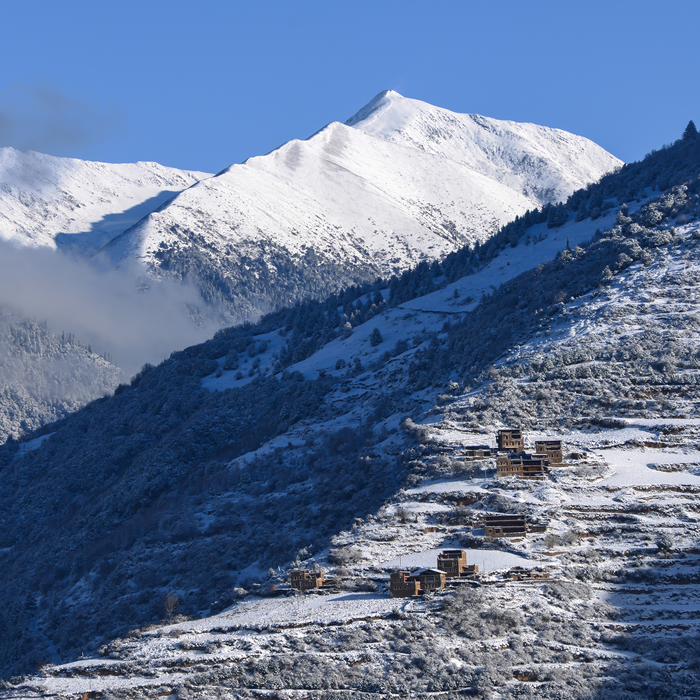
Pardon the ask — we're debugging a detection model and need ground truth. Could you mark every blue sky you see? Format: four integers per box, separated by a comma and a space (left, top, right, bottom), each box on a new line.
1, 0, 698, 173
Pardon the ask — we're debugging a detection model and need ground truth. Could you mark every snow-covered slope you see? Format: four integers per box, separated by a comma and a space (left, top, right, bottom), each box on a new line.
346, 90, 618, 204
0, 147, 210, 254
101, 91, 620, 321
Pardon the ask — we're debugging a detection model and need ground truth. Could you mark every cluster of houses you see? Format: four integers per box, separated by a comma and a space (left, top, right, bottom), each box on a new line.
288, 430, 563, 596
388, 549, 478, 597
289, 550, 480, 597
464, 429, 564, 479
289, 545, 550, 597
288, 550, 478, 595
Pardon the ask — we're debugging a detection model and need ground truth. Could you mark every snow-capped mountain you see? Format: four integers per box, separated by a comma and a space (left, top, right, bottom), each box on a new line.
100, 91, 621, 321
346, 90, 616, 203
0, 147, 209, 254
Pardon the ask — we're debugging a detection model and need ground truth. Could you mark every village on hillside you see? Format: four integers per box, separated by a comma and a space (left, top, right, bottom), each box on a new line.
289, 428, 564, 597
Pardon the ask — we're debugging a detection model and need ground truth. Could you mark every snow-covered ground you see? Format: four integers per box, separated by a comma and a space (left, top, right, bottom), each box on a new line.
381, 547, 535, 573
14, 432, 53, 456
181, 591, 404, 630
403, 212, 619, 313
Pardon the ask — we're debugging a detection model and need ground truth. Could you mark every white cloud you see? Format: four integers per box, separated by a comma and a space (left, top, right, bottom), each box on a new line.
0, 240, 221, 375
0, 83, 124, 156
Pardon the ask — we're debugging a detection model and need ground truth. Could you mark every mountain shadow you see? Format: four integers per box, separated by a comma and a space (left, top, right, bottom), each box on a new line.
54, 190, 181, 256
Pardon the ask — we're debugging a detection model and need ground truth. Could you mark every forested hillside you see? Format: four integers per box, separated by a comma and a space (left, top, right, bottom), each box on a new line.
0, 307, 123, 443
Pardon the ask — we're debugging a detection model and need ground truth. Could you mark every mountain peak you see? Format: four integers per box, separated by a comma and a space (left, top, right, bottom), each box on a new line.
344, 89, 402, 128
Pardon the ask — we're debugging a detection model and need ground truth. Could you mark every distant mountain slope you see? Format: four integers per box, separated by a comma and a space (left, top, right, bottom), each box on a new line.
0, 147, 209, 254
101, 91, 620, 322
0, 306, 123, 443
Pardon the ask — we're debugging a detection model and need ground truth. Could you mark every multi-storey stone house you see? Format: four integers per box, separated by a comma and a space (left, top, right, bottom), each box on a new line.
437, 549, 479, 578
496, 452, 548, 478
389, 571, 421, 598
416, 568, 447, 592
484, 514, 527, 538
290, 569, 324, 591
535, 439, 563, 464
462, 445, 494, 458
497, 429, 525, 452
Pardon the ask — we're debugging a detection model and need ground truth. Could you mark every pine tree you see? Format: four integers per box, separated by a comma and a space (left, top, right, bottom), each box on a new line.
683, 120, 698, 141
369, 328, 383, 346
547, 203, 568, 229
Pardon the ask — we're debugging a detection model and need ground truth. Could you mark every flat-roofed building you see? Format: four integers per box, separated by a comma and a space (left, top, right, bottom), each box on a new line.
496, 454, 522, 476
463, 445, 493, 458
496, 452, 548, 478
417, 568, 447, 592
521, 461, 548, 479
389, 571, 421, 598
535, 439, 563, 464
290, 569, 324, 591
484, 514, 527, 538
505, 567, 551, 581
437, 549, 468, 577
497, 429, 525, 452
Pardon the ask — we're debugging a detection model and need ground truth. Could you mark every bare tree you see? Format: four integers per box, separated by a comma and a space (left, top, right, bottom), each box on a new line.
164, 592, 180, 622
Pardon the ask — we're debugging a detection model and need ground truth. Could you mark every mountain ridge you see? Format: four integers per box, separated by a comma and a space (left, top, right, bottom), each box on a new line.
98, 91, 621, 323
0, 146, 210, 254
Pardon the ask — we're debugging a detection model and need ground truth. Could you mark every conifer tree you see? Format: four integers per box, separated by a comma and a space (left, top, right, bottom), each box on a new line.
369, 327, 383, 346
683, 120, 698, 141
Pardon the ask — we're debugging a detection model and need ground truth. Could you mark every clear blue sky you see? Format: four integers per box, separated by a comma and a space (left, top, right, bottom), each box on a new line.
1, 0, 698, 173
